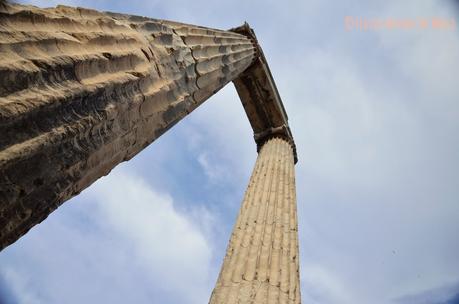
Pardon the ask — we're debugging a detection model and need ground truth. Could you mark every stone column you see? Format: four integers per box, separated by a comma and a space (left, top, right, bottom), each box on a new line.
0, 3, 255, 250
210, 137, 301, 304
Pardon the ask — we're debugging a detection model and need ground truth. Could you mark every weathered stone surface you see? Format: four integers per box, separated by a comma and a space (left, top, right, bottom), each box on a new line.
210, 137, 300, 304
0, 2, 256, 250
231, 24, 297, 163
0, 4, 301, 303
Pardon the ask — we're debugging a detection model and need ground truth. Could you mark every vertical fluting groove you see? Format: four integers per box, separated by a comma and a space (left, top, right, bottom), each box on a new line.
0, 2, 256, 250
218, 153, 261, 283
210, 138, 300, 304
214, 138, 272, 303
289, 151, 300, 303
280, 142, 291, 303
269, 141, 289, 304
258, 139, 282, 283
268, 141, 285, 303
225, 139, 277, 303
243, 137, 279, 282
220, 139, 272, 303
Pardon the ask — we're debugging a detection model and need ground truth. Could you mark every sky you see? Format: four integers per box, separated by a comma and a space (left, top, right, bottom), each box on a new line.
1, 0, 459, 303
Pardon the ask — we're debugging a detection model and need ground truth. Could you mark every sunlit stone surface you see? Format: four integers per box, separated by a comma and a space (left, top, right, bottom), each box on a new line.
210, 138, 300, 304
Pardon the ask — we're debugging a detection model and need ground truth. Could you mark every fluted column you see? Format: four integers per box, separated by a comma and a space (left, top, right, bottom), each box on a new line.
210, 137, 301, 304
0, 3, 255, 250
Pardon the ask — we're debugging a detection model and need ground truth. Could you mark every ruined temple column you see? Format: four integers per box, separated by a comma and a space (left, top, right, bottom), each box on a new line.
0, 2, 256, 250
210, 137, 300, 304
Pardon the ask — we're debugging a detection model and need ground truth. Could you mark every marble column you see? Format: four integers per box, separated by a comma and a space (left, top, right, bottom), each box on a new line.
210, 137, 301, 304
0, 2, 256, 250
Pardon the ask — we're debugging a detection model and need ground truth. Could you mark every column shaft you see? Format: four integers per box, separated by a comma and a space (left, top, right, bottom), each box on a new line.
0, 3, 255, 250
210, 137, 301, 304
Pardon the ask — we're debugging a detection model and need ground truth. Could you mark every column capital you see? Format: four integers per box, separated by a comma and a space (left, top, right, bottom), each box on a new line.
230, 23, 298, 164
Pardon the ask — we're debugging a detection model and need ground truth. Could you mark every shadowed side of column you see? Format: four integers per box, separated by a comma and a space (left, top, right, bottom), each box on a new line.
209, 137, 300, 304
0, 2, 256, 250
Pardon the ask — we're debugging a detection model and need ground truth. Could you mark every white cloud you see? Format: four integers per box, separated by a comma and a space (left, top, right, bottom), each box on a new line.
186, 84, 256, 184
0, 167, 216, 304
1, 268, 42, 304
87, 169, 214, 302
301, 264, 356, 304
